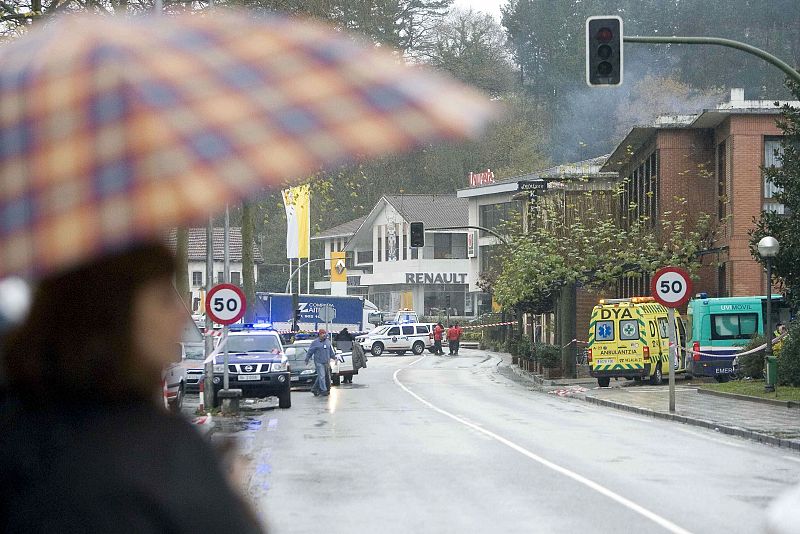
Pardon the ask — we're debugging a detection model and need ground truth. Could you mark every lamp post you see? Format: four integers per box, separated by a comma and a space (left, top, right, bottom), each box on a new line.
758, 236, 779, 393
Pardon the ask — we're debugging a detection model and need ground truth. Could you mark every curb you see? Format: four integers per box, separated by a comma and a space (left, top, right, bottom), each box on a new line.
583, 395, 800, 451
696, 387, 800, 408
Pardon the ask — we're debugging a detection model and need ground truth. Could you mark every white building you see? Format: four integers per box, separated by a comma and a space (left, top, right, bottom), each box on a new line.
313, 195, 478, 319
167, 228, 263, 313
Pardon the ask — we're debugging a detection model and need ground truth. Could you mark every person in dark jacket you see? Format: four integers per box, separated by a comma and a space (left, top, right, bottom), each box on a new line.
0, 244, 265, 534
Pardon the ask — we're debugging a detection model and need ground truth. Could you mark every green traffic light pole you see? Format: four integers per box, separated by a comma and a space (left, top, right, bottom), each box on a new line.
623, 35, 800, 85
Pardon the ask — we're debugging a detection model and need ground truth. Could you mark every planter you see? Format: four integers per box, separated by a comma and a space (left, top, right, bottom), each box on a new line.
543, 367, 562, 379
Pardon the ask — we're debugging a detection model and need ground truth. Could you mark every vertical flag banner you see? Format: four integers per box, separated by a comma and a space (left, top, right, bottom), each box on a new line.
282, 185, 311, 259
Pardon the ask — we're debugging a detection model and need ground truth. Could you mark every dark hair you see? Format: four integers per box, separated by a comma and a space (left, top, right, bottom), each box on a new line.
2, 243, 177, 406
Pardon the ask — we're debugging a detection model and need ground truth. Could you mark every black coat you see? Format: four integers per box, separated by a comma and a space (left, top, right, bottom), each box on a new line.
1, 398, 265, 534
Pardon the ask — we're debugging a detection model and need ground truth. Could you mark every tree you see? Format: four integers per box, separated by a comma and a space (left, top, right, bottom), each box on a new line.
750, 80, 800, 308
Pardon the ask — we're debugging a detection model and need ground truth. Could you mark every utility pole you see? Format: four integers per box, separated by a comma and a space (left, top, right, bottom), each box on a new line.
203, 216, 214, 410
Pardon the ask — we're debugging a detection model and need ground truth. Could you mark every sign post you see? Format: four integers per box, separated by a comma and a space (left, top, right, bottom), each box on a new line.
650, 267, 692, 413
206, 284, 247, 406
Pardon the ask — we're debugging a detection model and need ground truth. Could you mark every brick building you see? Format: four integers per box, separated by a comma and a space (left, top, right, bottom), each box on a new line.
602, 89, 798, 300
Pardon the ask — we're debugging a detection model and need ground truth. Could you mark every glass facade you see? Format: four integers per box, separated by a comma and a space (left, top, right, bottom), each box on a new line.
423, 285, 468, 316
479, 202, 518, 236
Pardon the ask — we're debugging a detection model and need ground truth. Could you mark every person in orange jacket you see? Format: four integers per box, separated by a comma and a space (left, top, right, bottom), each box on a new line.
447, 323, 463, 355
433, 323, 445, 355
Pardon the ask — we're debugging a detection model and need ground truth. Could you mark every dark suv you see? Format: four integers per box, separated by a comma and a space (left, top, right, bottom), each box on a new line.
211, 325, 291, 409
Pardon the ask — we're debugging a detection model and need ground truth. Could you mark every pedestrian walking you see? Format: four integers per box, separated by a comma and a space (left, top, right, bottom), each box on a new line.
336, 327, 354, 352
0, 244, 264, 533
305, 329, 337, 397
433, 322, 445, 355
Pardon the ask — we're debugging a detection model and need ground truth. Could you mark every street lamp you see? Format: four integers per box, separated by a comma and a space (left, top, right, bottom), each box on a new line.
757, 236, 779, 393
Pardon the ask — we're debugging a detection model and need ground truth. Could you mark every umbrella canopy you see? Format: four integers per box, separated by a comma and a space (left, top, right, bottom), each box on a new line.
0, 11, 496, 279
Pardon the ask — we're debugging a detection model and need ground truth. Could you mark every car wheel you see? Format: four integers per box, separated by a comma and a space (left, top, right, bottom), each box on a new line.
169, 384, 184, 413
278, 387, 291, 409
597, 377, 610, 387
332, 373, 341, 386
371, 342, 384, 356
650, 363, 663, 385
412, 341, 425, 355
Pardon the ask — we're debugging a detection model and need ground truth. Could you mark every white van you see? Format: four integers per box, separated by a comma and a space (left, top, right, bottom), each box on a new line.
357, 323, 431, 356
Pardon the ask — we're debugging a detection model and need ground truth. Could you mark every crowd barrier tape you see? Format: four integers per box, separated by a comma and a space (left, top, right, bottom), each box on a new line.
462, 321, 515, 330
677, 332, 789, 359
562, 339, 590, 349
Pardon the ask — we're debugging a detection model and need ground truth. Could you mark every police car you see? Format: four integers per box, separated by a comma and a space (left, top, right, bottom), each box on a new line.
209, 323, 291, 408
357, 323, 431, 356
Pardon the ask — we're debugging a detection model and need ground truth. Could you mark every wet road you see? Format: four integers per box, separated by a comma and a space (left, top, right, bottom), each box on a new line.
233, 349, 800, 533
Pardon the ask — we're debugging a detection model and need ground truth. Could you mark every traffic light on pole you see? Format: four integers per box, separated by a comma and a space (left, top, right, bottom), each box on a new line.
410, 222, 425, 248
586, 16, 623, 86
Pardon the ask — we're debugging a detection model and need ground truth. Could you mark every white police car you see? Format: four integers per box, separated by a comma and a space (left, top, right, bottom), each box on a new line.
357, 323, 431, 356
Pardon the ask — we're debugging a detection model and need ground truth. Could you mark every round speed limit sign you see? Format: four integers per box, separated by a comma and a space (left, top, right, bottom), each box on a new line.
206, 283, 247, 325
650, 267, 692, 308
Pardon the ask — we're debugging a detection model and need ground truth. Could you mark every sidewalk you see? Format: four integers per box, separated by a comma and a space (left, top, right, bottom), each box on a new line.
496, 353, 800, 451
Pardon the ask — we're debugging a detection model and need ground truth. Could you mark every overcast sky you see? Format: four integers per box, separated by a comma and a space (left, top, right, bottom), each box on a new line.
451, 0, 504, 21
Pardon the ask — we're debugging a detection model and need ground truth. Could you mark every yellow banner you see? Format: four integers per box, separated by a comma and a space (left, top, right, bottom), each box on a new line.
330, 251, 347, 283
282, 184, 310, 258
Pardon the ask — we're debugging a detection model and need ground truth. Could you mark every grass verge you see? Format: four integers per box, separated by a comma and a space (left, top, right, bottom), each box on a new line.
699, 380, 800, 402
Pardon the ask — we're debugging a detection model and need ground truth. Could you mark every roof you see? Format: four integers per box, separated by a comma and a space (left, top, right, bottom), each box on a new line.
458, 155, 617, 198
384, 194, 468, 228
312, 215, 367, 240
602, 100, 800, 172
165, 228, 264, 263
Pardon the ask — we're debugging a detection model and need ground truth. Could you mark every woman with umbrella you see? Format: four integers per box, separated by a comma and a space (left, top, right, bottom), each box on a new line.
0, 11, 493, 532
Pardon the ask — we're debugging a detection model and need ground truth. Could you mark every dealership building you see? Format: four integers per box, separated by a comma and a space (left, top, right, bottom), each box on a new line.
313, 195, 484, 318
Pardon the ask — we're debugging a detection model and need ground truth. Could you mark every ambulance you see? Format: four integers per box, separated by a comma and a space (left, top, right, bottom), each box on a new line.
587, 297, 687, 387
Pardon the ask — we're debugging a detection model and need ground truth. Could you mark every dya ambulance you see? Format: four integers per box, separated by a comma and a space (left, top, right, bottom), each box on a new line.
588, 297, 687, 387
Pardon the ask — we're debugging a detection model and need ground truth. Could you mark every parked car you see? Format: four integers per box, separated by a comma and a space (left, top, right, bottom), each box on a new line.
357, 323, 430, 356
285, 341, 317, 387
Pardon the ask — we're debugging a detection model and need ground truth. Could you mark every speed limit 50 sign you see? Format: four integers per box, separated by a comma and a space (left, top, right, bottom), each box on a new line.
206, 283, 247, 325
650, 267, 692, 308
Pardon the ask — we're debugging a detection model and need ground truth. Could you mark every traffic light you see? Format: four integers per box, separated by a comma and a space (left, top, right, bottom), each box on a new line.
586, 16, 623, 86
410, 222, 425, 248
293, 307, 301, 332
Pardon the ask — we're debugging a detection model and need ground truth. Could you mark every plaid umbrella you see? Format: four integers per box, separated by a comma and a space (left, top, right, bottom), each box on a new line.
0, 12, 496, 278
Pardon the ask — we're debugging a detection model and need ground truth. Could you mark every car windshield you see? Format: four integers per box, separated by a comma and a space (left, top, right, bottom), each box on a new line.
184, 344, 205, 360
226, 334, 282, 353
285, 346, 309, 361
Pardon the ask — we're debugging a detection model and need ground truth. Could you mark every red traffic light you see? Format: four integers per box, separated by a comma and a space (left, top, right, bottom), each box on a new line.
596, 27, 614, 42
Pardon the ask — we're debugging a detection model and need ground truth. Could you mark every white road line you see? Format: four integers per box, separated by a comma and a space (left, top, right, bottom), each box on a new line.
408, 355, 426, 367
393, 367, 694, 534
783, 455, 800, 464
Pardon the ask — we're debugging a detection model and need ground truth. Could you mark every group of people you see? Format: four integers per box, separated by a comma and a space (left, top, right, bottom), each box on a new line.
432, 322, 463, 355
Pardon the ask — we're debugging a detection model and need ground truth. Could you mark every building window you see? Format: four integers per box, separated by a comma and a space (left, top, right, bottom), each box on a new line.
479, 202, 517, 237
402, 224, 407, 260
193, 297, 200, 311
479, 245, 500, 274
434, 234, 452, 259
377, 230, 383, 263
217, 271, 224, 283
423, 286, 468, 316
231, 271, 241, 286
764, 137, 785, 214
717, 141, 727, 220
357, 250, 373, 264
192, 271, 203, 286
411, 248, 418, 260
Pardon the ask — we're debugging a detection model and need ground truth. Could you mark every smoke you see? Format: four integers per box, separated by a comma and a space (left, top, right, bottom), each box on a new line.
548, 51, 725, 164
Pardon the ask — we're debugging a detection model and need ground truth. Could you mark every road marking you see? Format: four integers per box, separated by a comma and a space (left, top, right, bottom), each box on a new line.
408, 355, 426, 367
394, 367, 694, 534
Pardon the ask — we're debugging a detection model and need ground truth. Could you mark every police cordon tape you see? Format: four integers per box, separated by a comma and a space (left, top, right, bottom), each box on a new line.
462, 321, 515, 329
678, 332, 789, 359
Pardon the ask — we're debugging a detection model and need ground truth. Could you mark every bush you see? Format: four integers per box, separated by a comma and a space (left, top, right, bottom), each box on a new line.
533, 343, 560, 369
778, 322, 800, 387
738, 335, 766, 379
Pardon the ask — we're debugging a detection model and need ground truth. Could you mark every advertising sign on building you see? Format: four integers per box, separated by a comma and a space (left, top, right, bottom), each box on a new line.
467, 231, 477, 258
469, 169, 495, 187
